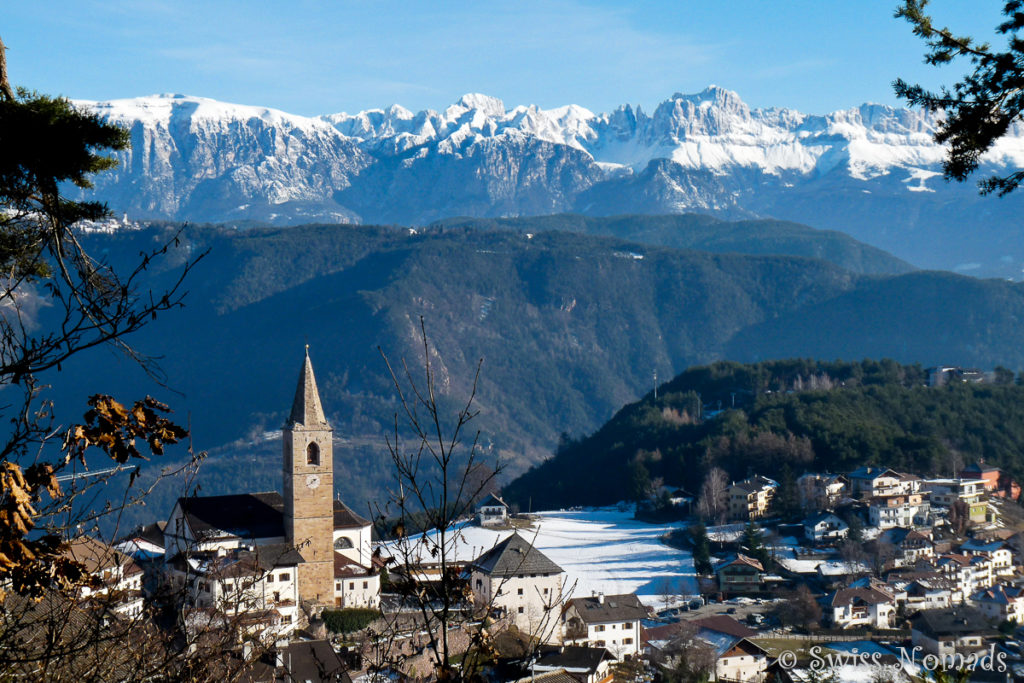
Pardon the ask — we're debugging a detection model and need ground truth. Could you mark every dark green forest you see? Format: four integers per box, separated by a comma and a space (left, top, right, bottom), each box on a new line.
503, 359, 1024, 510
432, 213, 914, 276
42, 217, 1024, 532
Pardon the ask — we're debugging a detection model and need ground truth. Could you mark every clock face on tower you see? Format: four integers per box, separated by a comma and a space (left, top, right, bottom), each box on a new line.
305, 474, 321, 490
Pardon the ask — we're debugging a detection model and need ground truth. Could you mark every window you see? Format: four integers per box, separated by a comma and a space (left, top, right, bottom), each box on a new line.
622, 622, 632, 629
349, 582, 355, 590
543, 588, 548, 595
518, 606, 524, 614
517, 588, 524, 595
624, 638, 633, 645
267, 575, 274, 583
224, 582, 233, 591
595, 640, 606, 647
336, 582, 341, 591
476, 579, 482, 588
306, 442, 320, 465
334, 537, 354, 550
363, 581, 368, 589
282, 615, 292, 624
273, 591, 280, 602
595, 625, 605, 632
279, 573, 290, 582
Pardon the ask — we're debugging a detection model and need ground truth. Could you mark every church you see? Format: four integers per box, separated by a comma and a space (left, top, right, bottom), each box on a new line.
162, 350, 379, 635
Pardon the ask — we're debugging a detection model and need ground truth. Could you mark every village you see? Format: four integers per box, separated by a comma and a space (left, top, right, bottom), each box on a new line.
42, 353, 1024, 682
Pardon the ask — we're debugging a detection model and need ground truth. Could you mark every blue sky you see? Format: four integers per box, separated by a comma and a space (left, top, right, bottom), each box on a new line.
5, 1, 1002, 117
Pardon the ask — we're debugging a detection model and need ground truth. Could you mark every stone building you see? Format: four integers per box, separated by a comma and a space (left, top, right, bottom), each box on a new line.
469, 533, 563, 642
163, 350, 377, 625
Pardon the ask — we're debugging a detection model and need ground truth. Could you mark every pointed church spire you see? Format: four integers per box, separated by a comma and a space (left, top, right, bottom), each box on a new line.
288, 346, 329, 427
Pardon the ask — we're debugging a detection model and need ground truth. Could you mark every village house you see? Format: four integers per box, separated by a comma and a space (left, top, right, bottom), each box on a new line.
797, 473, 847, 512
847, 467, 919, 499
962, 461, 1022, 499
880, 527, 935, 566
166, 543, 303, 636
63, 535, 146, 619
530, 645, 615, 683
923, 478, 986, 507
645, 616, 767, 683
894, 575, 961, 611
562, 593, 647, 661
469, 533, 564, 642
477, 493, 510, 527
936, 554, 996, 596
333, 553, 380, 609
693, 616, 769, 683
969, 584, 1024, 623
802, 512, 848, 543
827, 582, 897, 629
960, 539, 1014, 576
868, 492, 928, 529
727, 476, 777, 521
910, 607, 994, 657
716, 554, 765, 594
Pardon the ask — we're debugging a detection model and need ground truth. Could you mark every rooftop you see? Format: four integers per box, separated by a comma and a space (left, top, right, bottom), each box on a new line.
471, 533, 563, 577
566, 593, 647, 623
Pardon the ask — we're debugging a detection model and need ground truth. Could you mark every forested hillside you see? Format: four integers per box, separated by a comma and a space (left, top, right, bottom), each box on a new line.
502, 360, 1024, 510
433, 214, 914, 275
48, 222, 1024, 525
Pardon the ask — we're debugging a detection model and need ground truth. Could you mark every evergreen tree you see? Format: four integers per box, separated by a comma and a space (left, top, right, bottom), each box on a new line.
740, 522, 770, 568
690, 523, 714, 575
895, 1, 1024, 195
774, 464, 799, 519
628, 457, 652, 507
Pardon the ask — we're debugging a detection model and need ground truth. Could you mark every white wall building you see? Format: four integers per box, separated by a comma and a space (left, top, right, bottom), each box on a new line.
469, 533, 563, 642
562, 593, 647, 660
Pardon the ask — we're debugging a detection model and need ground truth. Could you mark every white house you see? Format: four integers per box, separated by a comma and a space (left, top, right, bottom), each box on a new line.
476, 493, 510, 527
848, 467, 919, 498
797, 473, 846, 511
802, 512, 849, 542
868, 493, 928, 529
694, 616, 769, 683
960, 539, 1014, 576
166, 543, 302, 638
562, 593, 647, 661
333, 553, 380, 609
910, 608, 992, 657
469, 533, 564, 642
969, 584, 1024, 623
64, 535, 146, 619
828, 583, 897, 629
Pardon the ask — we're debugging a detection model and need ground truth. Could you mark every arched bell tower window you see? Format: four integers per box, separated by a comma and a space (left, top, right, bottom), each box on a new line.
306, 442, 320, 466
334, 537, 354, 550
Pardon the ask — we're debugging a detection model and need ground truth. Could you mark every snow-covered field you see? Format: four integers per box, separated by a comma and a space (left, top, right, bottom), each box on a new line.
386, 507, 697, 606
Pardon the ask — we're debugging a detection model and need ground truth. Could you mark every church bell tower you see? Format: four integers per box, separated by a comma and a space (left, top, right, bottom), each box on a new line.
283, 348, 335, 605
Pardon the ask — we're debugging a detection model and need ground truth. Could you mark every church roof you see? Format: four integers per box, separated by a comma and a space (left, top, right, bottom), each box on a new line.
176, 492, 367, 540
333, 500, 371, 529
179, 492, 286, 540
470, 533, 562, 577
288, 349, 329, 428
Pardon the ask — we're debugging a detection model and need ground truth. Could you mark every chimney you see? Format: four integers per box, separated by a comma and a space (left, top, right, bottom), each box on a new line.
598, 592, 604, 604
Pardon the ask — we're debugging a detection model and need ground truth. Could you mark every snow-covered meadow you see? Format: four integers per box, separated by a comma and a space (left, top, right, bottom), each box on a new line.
386, 507, 698, 606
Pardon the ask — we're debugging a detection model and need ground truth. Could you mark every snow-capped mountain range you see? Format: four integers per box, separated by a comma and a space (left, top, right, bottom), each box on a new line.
77, 87, 1024, 276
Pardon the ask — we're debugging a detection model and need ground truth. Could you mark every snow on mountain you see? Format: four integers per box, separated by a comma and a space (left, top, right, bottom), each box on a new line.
72, 88, 1024, 275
